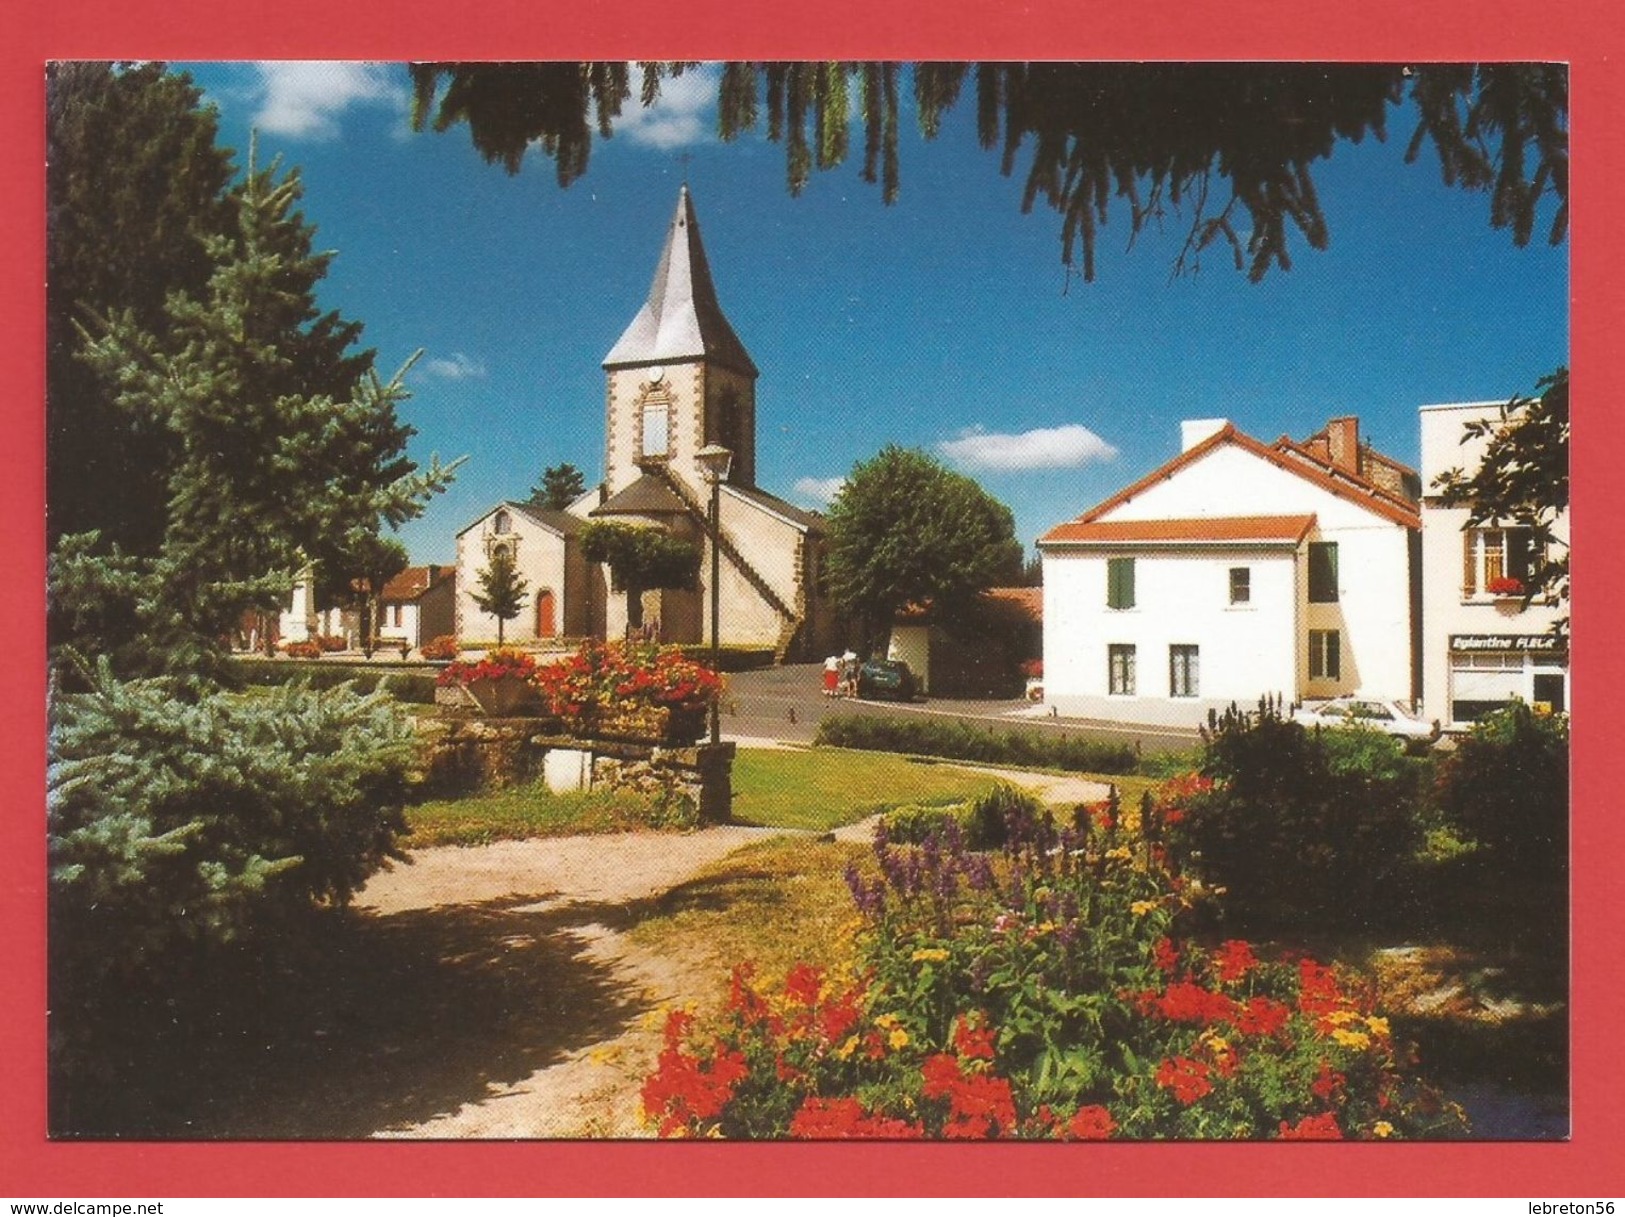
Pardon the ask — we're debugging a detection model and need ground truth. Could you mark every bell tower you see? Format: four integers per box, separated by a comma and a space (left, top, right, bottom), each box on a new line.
602, 186, 758, 495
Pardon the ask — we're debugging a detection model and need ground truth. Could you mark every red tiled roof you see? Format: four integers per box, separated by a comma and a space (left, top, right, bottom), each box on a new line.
983, 586, 1043, 620
1040, 514, 1317, 546
1054, 424, 1420, 533
380, 565, 451, 602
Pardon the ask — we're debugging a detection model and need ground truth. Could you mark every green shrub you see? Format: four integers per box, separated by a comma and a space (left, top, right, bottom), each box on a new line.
49, 663, 416, 1005
881, 802, 969, 845
1168, 701, 1424, 925
813, 715, 1139, 775
1435, 701, 1568, 876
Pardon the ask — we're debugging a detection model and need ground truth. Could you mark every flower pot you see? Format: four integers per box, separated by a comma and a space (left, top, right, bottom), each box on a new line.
573, 704, 707, 744
464, 676, 540, 716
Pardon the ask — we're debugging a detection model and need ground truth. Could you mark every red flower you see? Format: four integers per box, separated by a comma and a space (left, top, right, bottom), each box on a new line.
921, 1053, 1017, 1138
1152, 937, 1180, 973
817, 987, 863, 1044
1154, 981, 1238, 1026
1297, 959, 1348, 1017
1278, 1112, 1344, 1141
641, 1016, 748, 1137
1154, 1056, 1214, 1105
952, 1013, 997, 1061
1214, 939, 1258, 984
784, 963, 824, 1008
1311, 1060, 1346, 1102
1068, 1105, 1118, 1140
1236, 996, 1292, 1038
789, 1097, 923, 1140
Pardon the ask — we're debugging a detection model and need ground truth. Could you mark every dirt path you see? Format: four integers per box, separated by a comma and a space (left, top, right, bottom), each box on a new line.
358, 754, 1112, 1139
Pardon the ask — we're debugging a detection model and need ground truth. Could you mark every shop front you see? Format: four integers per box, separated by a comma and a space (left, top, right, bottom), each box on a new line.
1446, 633, 1568, 725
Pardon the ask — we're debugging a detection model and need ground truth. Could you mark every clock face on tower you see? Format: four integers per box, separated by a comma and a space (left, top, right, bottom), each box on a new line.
647, 367, 665, 385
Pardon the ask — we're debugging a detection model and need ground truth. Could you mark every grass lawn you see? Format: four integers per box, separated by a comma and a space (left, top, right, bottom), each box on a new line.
628, 836, 867, 981
730, 746, 1008, 831
403, 783, 671, 848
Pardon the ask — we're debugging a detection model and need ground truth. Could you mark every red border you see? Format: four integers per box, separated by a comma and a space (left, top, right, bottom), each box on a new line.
6, 0, 1622, 1198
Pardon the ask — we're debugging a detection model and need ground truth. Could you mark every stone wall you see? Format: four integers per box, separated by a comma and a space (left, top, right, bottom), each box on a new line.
414, 712, 734, 822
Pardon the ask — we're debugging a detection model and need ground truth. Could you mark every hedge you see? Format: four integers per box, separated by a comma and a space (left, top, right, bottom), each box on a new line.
230, 659, 439, 704
814, 714, 1139, 774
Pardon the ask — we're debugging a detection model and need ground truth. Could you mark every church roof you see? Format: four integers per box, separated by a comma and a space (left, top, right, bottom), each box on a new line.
603, 186, 758, 378
722, 483, 825, 533
591, 473, 691, 517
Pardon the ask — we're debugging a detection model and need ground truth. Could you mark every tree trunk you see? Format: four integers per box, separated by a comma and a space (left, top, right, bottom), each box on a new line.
626, 582, 644, 631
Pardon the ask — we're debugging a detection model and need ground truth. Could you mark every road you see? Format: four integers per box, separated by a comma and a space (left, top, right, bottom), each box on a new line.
718, 662, 1201, 756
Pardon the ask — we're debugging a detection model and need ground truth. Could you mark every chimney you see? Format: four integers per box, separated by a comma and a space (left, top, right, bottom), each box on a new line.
1180, 418, 1229, 452
1326, 417, 1360, 475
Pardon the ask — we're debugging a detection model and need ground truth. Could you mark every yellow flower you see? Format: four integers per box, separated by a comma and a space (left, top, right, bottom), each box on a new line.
1331, 1028, 1372, 1050
1130, 900, 1159, 916
1035, 921, 1057, 936
1372, 1121, 1395, 1138
911, 947, 949, 963
1325, 1009, 1360, 1026
1365, 1016, 1390, 1037
836, 1036, 859, 1061
889, 1027, 911, 1050
875, 1013, 899, 1029
1106, 847, 1133, 862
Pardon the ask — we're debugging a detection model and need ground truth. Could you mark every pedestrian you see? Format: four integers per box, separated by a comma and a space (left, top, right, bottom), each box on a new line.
841, 650, 859, 698
823, 654, 841, 697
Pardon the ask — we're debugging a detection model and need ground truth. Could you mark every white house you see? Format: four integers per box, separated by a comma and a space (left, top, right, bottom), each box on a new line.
1419, 401, 1568, 727
1038, 416, 1421, 727
376, 564, 456, 653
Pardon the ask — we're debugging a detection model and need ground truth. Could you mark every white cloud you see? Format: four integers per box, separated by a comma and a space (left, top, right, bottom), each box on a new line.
423, 353, 488, 381
794, 476, 846, 506
250, 62, 406, 140
939, 424, 1119, 472
615, 65, 719, 150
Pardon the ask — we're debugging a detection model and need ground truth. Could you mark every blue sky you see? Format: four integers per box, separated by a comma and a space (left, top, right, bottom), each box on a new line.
180, 62, 1568, 566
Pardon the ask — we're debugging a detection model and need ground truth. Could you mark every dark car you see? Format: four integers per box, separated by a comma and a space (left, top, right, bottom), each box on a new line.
855, 659, 920, 702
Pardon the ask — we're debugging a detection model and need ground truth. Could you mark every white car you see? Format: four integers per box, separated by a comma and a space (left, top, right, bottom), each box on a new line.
1292, 696, 1441, 742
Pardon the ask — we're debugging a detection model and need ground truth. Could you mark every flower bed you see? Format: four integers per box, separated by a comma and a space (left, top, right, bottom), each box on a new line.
436, 648, 544, 715
533, 641, 721, 744
642, 794, 1466, 1140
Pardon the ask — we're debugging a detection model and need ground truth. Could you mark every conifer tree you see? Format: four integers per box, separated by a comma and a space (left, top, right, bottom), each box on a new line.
527, 462, 588, 511
67, 143, 455, 677
471, 545, 529, 645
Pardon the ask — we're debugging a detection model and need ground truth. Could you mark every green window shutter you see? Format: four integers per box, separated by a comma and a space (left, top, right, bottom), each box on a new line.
1107, 557, 1135, 609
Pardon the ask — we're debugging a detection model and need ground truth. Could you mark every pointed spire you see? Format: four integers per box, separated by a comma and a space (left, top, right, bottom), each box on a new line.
603, 186, 758, 377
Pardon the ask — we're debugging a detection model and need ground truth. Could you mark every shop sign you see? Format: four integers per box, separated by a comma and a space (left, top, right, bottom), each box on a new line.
1449, 633, 1566, 654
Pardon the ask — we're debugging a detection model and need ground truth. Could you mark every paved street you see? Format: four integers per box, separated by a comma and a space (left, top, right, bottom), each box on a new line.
719, 662, 1201, 756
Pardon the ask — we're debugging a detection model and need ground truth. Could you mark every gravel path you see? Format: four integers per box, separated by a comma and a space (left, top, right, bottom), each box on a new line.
355, 752, 1112, 1138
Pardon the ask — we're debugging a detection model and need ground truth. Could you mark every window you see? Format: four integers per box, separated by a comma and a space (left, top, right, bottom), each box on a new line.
1462, 527, 1535, 596
1229, 566, 1250, 605
1309, 629, 1341, 680
1169, 645, 1199, 698
641, 402, 670, 458
390, 604, 403, 628
1108, 644, 1136, 695
1107, 557, 1136, 609
1307, 542, 1339, 602
493, 509, 511, 535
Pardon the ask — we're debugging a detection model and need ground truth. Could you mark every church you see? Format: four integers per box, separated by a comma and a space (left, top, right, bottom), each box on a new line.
455, 186, 833, 660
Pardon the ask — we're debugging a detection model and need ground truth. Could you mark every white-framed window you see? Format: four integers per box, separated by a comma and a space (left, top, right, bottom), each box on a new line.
1462, 527, 1536, 597
1308, 629, 1341, 680
1229, 566, 1250, 605
1169, 644, 1199, 698
641, 402, 670, 458
1107, 557, 1135, 609
1108, 643, 1136, 695
390, 604, 403, 628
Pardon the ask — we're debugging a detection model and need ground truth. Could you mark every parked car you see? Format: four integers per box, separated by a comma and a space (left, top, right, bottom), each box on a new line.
1292, 696, 1441, 742
855, 659, 921, 702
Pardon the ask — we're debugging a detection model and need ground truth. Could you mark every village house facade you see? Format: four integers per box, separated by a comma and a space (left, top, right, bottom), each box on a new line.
455, 502, 592, 645
1418, 400, 1569, 727
1038, 416, 1422, 727
455, 186, 831, 659
376, 563, 456, 652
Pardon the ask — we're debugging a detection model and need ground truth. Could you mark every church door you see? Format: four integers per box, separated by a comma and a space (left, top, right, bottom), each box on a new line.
536, 590, 556, 638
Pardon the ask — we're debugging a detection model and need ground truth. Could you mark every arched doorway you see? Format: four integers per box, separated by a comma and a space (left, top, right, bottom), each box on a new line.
536, 589, 556, 638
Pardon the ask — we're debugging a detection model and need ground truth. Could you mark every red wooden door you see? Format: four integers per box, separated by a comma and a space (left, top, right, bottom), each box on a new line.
536, 590, 556, 638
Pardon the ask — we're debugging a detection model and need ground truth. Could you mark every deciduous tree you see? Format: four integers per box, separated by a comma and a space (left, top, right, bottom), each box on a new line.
580, 520, 700, 634
824, 446, 1023, 654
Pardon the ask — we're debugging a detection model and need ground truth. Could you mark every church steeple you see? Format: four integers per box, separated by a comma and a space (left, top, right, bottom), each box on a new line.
601, 187, 759, 493
603, 185, 757, 378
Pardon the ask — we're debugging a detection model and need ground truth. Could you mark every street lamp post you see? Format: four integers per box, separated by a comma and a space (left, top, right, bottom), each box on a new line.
695, 444, 733, 745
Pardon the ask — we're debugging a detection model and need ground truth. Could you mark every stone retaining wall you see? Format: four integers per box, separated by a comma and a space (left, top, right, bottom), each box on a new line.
414, 713, 734, 822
